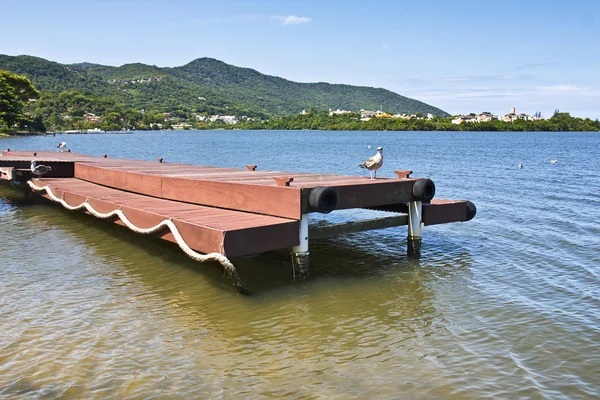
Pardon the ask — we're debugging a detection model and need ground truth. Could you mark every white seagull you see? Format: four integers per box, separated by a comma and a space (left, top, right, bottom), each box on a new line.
359, 146, 384, 179
30, 160, 52, 177
550, 159, 558, 164
57, 141, 67, 152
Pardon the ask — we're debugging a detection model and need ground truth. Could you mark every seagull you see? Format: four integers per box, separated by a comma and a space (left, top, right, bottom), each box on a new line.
519, 162, 523, 169
367, 145, 372, 149
30, 160, 52, 177
57, 142, 67, 152
550, 159, 558, 163
359, 146, 384, 179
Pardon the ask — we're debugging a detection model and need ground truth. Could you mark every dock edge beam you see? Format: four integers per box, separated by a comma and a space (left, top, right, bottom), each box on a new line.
407, 200, 422, 257
25, 179, 250, 295
291, 213, 310, 279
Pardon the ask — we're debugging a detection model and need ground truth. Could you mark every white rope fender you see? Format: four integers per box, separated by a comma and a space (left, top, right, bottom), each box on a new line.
27, 180, 249, 294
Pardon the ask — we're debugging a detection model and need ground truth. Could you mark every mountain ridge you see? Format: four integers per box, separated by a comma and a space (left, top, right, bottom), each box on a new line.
0, 54, 447, 117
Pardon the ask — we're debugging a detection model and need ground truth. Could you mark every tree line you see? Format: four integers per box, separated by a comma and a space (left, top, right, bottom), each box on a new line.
235, 111, 600, 132
2, 69, 599, 134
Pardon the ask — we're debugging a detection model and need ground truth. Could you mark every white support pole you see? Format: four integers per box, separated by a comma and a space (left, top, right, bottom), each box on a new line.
408, 201, 422, 239
292, 213, 309, 253
291, 213, 310, 278
407, 201, 422, 256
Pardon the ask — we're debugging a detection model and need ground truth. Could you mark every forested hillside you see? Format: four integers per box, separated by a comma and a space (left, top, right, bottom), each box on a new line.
0, 54, 447, 124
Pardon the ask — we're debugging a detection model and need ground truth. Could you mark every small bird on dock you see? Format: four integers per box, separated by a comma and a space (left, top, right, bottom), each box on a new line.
359, 146, 383, 179
30, 160, 52, 177
57, 142, 67, 152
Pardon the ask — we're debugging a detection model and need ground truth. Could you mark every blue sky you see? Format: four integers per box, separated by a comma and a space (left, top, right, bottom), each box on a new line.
1, 0, 599, 118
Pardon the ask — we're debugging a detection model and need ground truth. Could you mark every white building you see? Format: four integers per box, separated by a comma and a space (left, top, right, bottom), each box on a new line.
452, 115, 479, 124
209, 115, 239, 124
477, 112, 497, 122
328, 109, 352, 116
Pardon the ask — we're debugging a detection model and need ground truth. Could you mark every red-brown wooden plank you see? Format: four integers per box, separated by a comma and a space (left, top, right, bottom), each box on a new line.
31, 178, 299, 257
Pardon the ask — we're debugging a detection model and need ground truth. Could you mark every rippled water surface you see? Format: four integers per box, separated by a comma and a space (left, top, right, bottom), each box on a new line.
1, 130, 599, 399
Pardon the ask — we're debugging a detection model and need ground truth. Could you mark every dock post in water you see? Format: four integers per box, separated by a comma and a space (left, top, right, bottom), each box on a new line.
291, 213, 310, 278
407, 200, 422, 257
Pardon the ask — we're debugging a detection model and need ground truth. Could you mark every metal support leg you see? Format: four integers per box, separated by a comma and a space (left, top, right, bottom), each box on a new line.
291, 213, 310, 279
407, 201, 422, 257
10, 180, 31, 201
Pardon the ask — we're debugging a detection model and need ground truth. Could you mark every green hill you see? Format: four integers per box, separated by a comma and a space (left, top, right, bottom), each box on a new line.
0, 54, 447, 119
172, 58, 445, 116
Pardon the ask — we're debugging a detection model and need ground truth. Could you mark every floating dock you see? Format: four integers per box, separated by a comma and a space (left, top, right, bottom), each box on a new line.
0, 149, 476, 293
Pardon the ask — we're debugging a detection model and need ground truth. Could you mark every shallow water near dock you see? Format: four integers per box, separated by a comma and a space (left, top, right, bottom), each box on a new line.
1, 130, 599, 398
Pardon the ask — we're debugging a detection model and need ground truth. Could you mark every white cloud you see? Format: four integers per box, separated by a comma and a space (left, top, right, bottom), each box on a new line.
271, 15, 312, 25
409, 74, 532, 84
514, 62, 558, 70
381, 44, 389, 50
536, 84, 599, 94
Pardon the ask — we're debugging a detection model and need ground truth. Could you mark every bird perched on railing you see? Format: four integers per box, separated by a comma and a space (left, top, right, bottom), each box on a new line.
57, 142, 67, 152
359, 146, 384, 179
30, 160, 52, 177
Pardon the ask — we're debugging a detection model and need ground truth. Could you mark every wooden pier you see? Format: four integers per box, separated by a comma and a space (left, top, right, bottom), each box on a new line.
0, 149, 476, 293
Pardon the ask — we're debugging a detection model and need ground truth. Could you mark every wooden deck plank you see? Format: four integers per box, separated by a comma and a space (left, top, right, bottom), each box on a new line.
31, 178, 299, 257
3, 152, 427, 219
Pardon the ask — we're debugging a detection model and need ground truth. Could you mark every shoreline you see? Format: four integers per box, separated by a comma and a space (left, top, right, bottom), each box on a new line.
2, 127, 599, 137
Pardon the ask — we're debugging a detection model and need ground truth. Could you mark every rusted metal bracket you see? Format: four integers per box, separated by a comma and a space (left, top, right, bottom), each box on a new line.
309, 215, 409, 239
274, 177, 294, 187
394, 170, 413, 179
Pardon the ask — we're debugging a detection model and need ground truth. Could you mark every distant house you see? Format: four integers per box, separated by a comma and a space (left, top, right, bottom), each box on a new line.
478, 112, 497, 122
517, 113, 533, 121
452, 115, 478, 124
85, 113, 101, 124
219, 115, 239, 124
503, 107, 532, 122
172, 122, 192, 130
328, 109, 352, 116
360, 109, 377, 119
209, 115, 238, 124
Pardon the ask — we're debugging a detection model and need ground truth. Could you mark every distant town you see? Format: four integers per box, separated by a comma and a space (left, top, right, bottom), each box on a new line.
449, 108, 544, 124
160, 107, 544, 130
44, 105, 597, 134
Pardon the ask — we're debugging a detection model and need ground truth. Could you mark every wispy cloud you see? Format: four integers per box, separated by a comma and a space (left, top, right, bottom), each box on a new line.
408, 74, 533, 84
406, 85, 600, 100
271, 15, 312, 25
380, 44, 389, 50
514, 62, 558, 70
401, 84, 600, 119
536, 84, 600, 95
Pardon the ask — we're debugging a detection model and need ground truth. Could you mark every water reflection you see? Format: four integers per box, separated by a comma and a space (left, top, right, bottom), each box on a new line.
6, 131, 598, 397
1, 185, 479, 397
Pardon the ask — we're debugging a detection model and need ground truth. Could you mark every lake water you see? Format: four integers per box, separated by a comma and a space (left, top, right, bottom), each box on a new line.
1, 130, 599, 399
